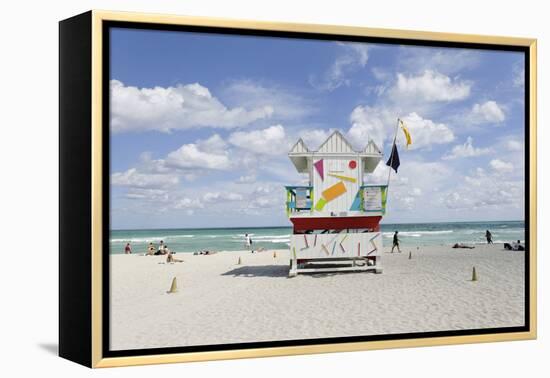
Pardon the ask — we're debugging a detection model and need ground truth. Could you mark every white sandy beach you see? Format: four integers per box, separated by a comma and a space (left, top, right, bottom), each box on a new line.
109, 244, 525, 351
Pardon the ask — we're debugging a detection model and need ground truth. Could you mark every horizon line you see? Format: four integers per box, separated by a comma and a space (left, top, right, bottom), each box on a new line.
111, 219, 525, 232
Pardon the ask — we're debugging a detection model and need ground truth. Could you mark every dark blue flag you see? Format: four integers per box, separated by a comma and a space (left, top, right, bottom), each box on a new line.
386, 143, 400, 173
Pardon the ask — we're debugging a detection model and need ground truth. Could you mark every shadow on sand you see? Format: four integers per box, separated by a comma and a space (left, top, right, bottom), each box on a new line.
222, 265, 289, 278
222, 264, 374, 278
305, 264, 375, 278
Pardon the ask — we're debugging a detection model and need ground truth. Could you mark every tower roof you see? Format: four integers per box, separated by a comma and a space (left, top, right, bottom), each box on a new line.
317, 130, 355, 154
288, 130, 383, 174
289, 138, 309, 154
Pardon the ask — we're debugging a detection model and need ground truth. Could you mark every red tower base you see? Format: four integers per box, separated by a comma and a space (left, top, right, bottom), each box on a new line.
289, 215, 382, 233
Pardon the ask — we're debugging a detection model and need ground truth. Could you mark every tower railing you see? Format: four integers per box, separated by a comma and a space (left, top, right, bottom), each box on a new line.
285, 185, 388, 216
285, 186, 313, 215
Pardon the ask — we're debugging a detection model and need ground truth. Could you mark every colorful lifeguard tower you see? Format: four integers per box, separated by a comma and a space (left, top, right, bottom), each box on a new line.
285, 131, 387, 276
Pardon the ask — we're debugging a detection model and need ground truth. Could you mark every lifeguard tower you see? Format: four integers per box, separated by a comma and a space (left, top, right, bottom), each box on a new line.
285, 131, 387, 276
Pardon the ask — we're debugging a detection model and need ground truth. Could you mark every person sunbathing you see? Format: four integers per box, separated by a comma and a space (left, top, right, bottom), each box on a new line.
146, 242, 155, 256
452, 243, 475, 249
513, 240, 525, 251
504, 240, 525, 251
166, 250, 183, 263
194, 250, 218, 255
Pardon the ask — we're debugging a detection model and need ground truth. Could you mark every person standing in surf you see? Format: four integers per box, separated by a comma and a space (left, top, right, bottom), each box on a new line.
245, 233, 254, 253
485, 230, 493, 244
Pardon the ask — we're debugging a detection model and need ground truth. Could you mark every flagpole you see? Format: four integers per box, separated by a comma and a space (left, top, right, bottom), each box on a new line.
386, 118, 401, 193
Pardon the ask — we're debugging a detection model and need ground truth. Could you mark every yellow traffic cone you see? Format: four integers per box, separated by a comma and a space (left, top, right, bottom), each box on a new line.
167, 277, 178, 293
237, 256, 242, 265
471, 267, 477, 282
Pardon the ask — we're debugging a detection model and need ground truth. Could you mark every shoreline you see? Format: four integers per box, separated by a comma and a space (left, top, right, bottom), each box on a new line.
110, 240, 524, 256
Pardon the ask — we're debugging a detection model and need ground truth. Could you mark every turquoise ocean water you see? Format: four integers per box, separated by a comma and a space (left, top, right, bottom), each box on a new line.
110, 220, 525, 255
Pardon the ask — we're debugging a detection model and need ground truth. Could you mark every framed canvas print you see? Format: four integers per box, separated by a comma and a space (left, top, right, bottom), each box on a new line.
59, 10, 537, 368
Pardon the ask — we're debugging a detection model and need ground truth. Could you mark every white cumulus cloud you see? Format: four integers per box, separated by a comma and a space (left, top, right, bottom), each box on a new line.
468, 101, 506, 124
443, 167, 523, 211
505, 139, 523, 151
174, 197, 204, 210
165, 136, 232, 171
348, 106, 392, 149
236, 174, 257, 184
228, 125, 289, 155
348, 107, 454, 151
365, 160, 452, 211
111, 168, 179, 189
489, 159, 514, 173
443, 137, 491, 160
203, 192, 244, 203
397, 48, 480, 75
391, 70, 471, 102
298, 129, 334, 150
400, 112, 455, 149
110, 79, 273, 133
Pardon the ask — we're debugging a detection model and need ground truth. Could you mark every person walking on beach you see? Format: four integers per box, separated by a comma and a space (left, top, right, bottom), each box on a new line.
391, 231, 402, 253
245, 233, 254, 253
124, 242, 132, 254
485, 230, 493, 244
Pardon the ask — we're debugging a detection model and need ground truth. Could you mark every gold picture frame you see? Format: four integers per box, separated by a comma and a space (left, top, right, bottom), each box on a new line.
59, 10, 537, 368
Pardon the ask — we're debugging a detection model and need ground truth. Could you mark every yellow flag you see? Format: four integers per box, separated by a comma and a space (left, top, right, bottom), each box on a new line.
400, 119, 412, 148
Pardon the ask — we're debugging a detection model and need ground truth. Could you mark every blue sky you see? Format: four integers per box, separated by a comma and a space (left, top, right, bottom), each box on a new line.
109, 27, 525, 230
